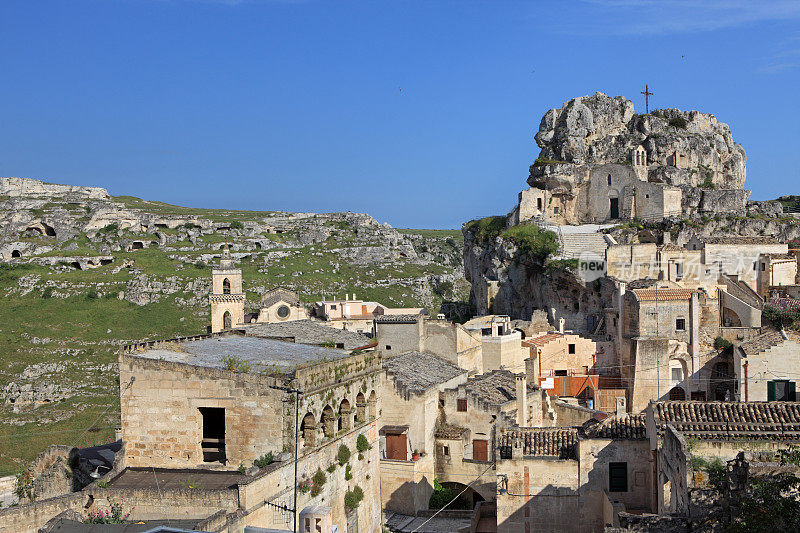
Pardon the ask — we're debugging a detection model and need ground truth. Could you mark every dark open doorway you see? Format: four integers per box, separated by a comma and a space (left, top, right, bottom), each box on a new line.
610, 198, 619, 219
199, 407, 226, 463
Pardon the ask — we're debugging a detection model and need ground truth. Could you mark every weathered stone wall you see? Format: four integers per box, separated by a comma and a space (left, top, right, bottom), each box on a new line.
734, 338, 800, 401
119, 354, 286, 468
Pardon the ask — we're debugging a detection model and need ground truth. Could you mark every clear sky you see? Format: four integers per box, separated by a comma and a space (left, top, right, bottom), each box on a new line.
1, 1, 799, 228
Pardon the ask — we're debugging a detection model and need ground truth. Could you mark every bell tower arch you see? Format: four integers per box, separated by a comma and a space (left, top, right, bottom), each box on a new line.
209, 244, 245, 333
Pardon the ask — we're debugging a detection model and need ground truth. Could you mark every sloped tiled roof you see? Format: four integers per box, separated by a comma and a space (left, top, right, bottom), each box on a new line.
633, 288, 698, 302
652, 401, 800, 440
384, 351, 466, 395
260, 287, 300, 307
583, 414, 647, 440
527, 332, 563, 347
375, 314, 421, 324
738, 330, 785, 357
435, 424, 468, 440
498, 428, 578, 459
463, 370, 537, 405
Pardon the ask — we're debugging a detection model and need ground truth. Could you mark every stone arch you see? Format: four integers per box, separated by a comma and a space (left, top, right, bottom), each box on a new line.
513, 327, 526, 339
433, 481, 486, 510
355, 392, 366, 423
131, 241, 144, 250
223, 311, 232, 330
338, 398, 352, 432
301, 412, 316, 448
321, 405, 335, 438
11, 250, 20, 258
669, 387, 685, 400
722, 307, 742, 327
367, 390, 377, 419
223, 278, 231, 295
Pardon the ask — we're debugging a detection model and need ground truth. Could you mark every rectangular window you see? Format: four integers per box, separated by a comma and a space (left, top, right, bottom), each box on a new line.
761, 263, 766, 271
609, 462, 627, 492
768, 380, 797, 401
331, 304, 337, 310
671, 368, 683, 382
385, 345, 391, 350
443, 445, 450, 456
537, 198, 543, 210
568, 343, 576, 354
554, 206, 560, 214
676, 318, 686, 331
555, 369, 568, 376
457, 399, 467, 412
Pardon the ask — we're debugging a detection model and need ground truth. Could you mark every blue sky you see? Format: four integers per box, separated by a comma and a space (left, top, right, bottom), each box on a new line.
1, 1, 799, 228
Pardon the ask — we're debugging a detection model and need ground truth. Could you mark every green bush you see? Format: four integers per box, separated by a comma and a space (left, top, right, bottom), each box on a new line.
310, 468, 326, 497
337, 444, 351, 466
41, 287, 53, 299
85, 290, 99, 300
253, 452, 274, 468
532, 156, 567, 167
344, 485, 364, 510
97, 223, 119, 234
714, 337, 733, 352
502, 224, 559, 260
222, 356, 252, 373
356, 433, 370, 453
669, 117, 688, 129
230, 221, 244, 230
429, 478, 453, 510
344, 464, 353, 481
464, 216, 507, 243
195, 261, 206, 270
326, 464, 336, 473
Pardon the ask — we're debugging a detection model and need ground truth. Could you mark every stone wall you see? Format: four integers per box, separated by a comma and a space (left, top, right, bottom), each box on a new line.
735, 338, 800, 401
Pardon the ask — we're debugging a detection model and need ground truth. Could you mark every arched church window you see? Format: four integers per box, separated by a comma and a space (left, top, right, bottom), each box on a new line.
223, 278, 231, 295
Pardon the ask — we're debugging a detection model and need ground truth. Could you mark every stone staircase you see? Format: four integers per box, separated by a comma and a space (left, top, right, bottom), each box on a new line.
556, 232, 609, 260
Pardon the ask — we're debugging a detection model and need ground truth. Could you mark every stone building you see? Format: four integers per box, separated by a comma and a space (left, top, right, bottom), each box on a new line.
380, 350, 467, 515
734, 330, 800, 402
646, 400, 800, 517
685, 235, 788, 290
755, 252, 798, 299
256, 288, 308, 324
495, 414, 652, 532
312, 295, 426, 335
618, 284, 714, 411
209, 245, 245, 333
116, 331, 383, 532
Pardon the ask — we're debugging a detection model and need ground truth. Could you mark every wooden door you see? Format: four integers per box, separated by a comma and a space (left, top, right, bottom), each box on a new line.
386, 433, 407, 460
473, 439, 488, 461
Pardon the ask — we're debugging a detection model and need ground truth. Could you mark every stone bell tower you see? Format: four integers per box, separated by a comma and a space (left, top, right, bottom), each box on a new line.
209, 244, 245, 333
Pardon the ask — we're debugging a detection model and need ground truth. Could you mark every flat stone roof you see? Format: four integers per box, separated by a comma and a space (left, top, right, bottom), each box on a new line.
243, 320, 369, 350
136, 335, 350, 373
383, 351, 466, 395
109, 467, 246, 490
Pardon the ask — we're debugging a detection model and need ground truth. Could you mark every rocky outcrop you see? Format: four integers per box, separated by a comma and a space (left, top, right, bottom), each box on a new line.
530, 92, 746, 191
0, 177, 109, 199
463, 227, 616, 331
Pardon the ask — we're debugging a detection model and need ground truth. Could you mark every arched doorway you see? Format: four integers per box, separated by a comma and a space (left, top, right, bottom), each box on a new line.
430, 481, 485, 510
367, 391, 377, 419
338, 399, 351, 432
669, 387, 686, 400
223, 311, 232, 330
11, 250, 20, 258
300, 412, 316, 448
355, 393, 366, 423
321, 405, 335, 438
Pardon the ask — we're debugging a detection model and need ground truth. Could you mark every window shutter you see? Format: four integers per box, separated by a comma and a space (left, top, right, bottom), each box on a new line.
768, 381, 776, 401
789, 382, 797, 402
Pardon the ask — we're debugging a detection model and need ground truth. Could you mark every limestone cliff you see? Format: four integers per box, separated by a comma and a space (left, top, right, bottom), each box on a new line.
530, 92, 746, 191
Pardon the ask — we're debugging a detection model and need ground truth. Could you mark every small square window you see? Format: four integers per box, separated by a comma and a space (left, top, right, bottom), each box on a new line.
457, 399, 467, 412
385, 345, 392, 350
676, 318, 686, 331
554, 206, 560, 214
568, 343, 576, 354
671, 368, 683, 382
331, 304, 337, 310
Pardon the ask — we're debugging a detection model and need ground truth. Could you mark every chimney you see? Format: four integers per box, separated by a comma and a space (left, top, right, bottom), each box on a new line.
353, 293, 356, 300
516, 374, 527, 427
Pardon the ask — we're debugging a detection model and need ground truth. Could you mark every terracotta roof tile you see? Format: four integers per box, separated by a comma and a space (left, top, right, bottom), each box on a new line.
583, 414, 647, 440
738, 330, 785, 356
652, 401, 800, 440
633, 288, 698, 301
498, 428, 578, 459
528, 333, 563, 347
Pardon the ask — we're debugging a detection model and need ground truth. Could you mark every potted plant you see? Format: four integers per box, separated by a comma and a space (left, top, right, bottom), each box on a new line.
412, 449, 420, 462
